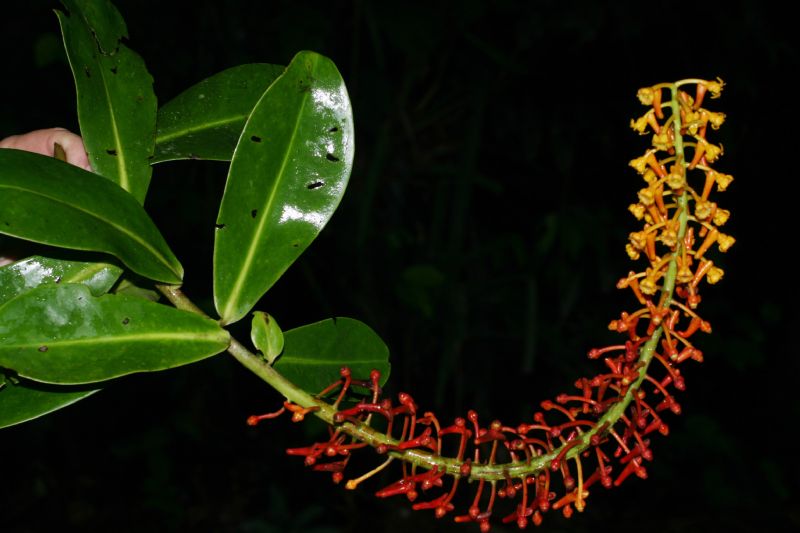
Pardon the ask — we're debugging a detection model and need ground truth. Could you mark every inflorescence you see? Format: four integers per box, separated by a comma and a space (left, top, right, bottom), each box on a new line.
248, 78, 733, 530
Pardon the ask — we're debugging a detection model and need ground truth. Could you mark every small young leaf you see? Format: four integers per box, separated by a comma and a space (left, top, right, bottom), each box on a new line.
0, 284, 230, 384
214, 51, 355, 324
250, 311, 284, 364
276, 317, 390, 394
57, 0, 157, 203
0, 379, 98, 429
0, 150, 182, 283
0, 255, 122, 306
154, 63, 285, 163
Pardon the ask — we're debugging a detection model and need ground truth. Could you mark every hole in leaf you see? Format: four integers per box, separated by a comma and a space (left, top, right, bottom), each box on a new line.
251, 209, 258, 218
292, 242, 299, 248
38, 346, 48, 352
307, 181, 324, 190
251, 135, 262, 143
110, 66, 118, 74
215, 223, 226, 230
54, 276, 62, 284
326, 153, 340, 162
329, 126, 339, 132
122, 317, 130, 325
106, 149, 117, 156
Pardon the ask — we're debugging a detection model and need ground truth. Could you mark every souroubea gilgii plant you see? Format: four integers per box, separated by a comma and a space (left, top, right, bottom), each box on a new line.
0, 0, 734, 530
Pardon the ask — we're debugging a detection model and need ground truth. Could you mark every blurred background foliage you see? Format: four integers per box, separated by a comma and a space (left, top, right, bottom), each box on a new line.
1, 0, 797, 531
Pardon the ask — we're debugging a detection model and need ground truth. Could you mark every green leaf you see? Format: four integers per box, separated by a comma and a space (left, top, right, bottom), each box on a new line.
0, 150, 182, 283
214, 51, 354, 324
0, 284, 229, 384
113, 277, 160, 301
153, 63, 285, 163
251, 311, 284, 364
276, 317, 389, 394
0, 255, 122, 306
0, 379, 98, 429
57, 0, 157, 203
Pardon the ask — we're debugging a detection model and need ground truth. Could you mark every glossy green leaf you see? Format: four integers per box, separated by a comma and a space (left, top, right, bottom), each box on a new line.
0, 284, 229, 384
214, 51, 354, 324
276, 317, 390, 393
113, 277, 160, 301
0, 255, 122, 305
0, 150, 182, 283
251, 311, 284, 364
153, 64, 285, 163
57, 0, 157, 203
0, 379, 98, 429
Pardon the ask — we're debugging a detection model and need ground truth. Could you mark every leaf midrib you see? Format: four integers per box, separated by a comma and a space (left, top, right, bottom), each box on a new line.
3, 331, 227, 349
220, 60, 316, 322
155, 114, 248, 145
0, 183, 176, 277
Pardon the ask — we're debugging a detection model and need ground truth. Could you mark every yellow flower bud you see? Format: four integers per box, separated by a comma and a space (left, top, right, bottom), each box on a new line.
637, 87, 655, 105
629, 203, 646, 219
677, 264, 694, 284
665, 172, 686, 190
714, 172, 734, 191
706, 266, 724, 284
629, 231, 647, 250
652, 131, 671, 150
638, 188, 655, 206
707, 111, 726, 129
712, 208, 730, 226
695, 201, 714, 220
640, 274, 658, 295
630, 154, 650, 174
704, 77, 725, 98
643, 169, 657, 184
717, 233, 735, 252
704, 142, 723, 162
630, 114, 649, 134
625, 243, 641, 260
659, 228, 678, 247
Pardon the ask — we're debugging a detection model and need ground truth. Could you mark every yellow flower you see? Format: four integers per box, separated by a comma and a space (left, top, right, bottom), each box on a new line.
628, 203, 646, 219
665, 171, 686, 190
713, 171, 734, 191
717, 233, 735, 252
652, 131, 672, 150
706, 111, 726, 130
695, 201, 714, 221
630, 113, 650, 134
677, 263, 694, 284
712, 208, 730, 226
643, 168, 657, 184
659, 227, 678, 247
629, 231, 647, 250
706, 265, 724, 284
704, 77, 725, 98
637, 87, 655, 105
625, 243, 641, 260
704, 142, 723, 162
638, 187, 655, 206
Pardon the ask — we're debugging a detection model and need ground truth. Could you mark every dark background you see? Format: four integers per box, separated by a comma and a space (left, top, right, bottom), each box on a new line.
1, 1, 796, 531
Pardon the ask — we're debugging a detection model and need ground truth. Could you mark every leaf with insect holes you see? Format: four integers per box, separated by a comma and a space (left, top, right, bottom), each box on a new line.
0, 284, 229, 384
213, 51, 354, 325
57, 0, 157, 203
154, 63, 285, 163
0, 150, 182, 283
276, 317, 390, 394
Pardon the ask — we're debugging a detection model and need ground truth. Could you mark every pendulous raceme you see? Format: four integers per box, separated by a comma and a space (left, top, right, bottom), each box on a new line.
248, 78, 734, 531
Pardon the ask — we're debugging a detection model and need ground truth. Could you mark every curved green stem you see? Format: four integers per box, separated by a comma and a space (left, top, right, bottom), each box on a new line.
156, 84, 690, 481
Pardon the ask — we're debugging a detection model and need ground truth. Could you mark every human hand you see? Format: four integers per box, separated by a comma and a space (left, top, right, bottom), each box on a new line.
0, 127, 91, 171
